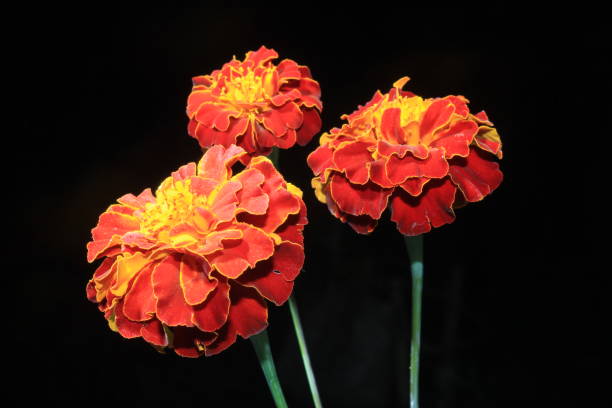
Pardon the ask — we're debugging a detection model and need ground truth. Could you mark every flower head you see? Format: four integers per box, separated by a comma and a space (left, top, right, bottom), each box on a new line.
307, 77, 503, 236
86, 145, 307, 357
186, 46, 322, 157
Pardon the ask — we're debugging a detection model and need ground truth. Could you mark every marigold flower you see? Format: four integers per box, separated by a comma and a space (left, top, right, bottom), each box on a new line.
307, 77, 503, 236
86, 145, 307, 357
186, 46, 323, 157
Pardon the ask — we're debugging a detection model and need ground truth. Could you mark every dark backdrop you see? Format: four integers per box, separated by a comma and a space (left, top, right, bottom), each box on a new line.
14, 4, 605, 408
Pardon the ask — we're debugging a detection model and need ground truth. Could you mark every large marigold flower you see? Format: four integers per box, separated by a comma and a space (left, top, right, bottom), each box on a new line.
186, 46, 323, 157
86, 145, 307, 357
307, 77, 503, 236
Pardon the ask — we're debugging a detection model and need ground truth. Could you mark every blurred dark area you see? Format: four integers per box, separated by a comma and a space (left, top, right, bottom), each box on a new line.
12, 4, 606, 408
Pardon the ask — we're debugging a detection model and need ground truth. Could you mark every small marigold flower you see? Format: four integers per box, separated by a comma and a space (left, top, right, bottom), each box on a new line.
186, 46, 323, 157
307, 77, 503, 236
86, 145, 307, 357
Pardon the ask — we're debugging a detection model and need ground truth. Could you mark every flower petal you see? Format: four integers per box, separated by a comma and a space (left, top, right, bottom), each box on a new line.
429, 120, 477, 159
140, 319, 167, 347
333, 141, 375, 184
233, 168, 269, 215
192, 275, 231, 332
448, 147, 503, 202
206, 224, 275, 279
114, 300, 143, 339
228, 283, 268, 338
296, 107, 322, 146
329, 174, 392, 219
123, 262, 157, 321
473, 125, 503, 159
180, 256, 217, 306
390, 178, 457, 236
307, 145, 335, 177
197, 144, 246, 182
262, 102, 303, 136
420, 99, 455, 141
152, 254, 194, 327
386, 147, 449, 184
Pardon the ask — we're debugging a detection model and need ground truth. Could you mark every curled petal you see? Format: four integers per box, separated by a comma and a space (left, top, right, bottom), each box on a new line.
448, 147, 503, 202
180, 256, 217, 306
141, 319, 167, 347
333, 141, 375, 184
197, 145, 246, 182
474, 126, 503, 159
329, 174, 393, 219
386, 148, 449, 184
420, 99, 455, 141
296, 107, 322, 146
307, 145, 335, 177
152, 254, 194, 327
429, 120, 478, 159
173, 326, 218, 358
192, 275, 231, 332
233, 168, 269, 215
206, 224, 275, 279
390, 178, 457, 236
123, 262, 157, 321
262, 102, 303, 136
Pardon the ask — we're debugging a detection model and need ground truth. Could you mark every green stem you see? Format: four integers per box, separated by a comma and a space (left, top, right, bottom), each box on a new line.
251, 330, 289, 408
269, 146, 322, 407
288, 295, 323, 408
404, 235, 423, 408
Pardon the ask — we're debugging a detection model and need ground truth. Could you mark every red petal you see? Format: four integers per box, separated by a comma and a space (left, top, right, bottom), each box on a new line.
237, 259, 294, 306
193, 229, 243, 255
206, 224, 275, 279
204, 322, 237, 356
277, 59, 301, 80
420, 99, 455, 140
192, 275, 231, 332
380, 107, 407, 144
123, 262, 156, 321
275, 200, 307, 246
171, 162, 196, 182
333, 141, 375, 184
329, 174, 392, 219
197, 144, 246, 182
253, 120, 277, 148
386, 148, 449, 184
296, 107, 322, 146
194, 118, 249, 149
91, 211, 139, 243
261, 102, 303, 136
114, 300, 143, 339
400, 178, 430, 196
377, 139, 428, 160
246, 46, 278, 66
271, 88, 301, 107
152, 254, 194, 327
444, 95, 470, 118
233, 168, 269, 215
121, 232, 156, 250
238, 187, 301, 233
180, 256, 217, 306
187, 89, 214, 117
390, 178, 457, 236
448, 147, 503, 202
307, 145, 335, 176
228, 283, 268, 338
346, 214, 379, 234
210, 180, 241, 222
430, 120, 478, 159
141, 319, 167, 347
369, 158, 394, 188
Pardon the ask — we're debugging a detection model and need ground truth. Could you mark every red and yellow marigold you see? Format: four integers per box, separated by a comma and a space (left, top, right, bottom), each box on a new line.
307, 77, 503, 236
86, 145, 307, 357
186, 46, 322, 157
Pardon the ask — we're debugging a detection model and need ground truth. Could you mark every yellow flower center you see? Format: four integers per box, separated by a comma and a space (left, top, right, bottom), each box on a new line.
220, 66, 277, 112
372, 95, 432, 146
138, 178, 206, 240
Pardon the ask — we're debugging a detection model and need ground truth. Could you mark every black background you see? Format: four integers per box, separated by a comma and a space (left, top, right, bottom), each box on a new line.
14, 4, 605, 408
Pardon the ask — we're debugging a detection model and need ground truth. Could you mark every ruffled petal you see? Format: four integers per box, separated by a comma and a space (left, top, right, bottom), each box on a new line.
333, 141, 375, 184
307, 145, 335, 177
390, 178, 457, 236
152, 254, 194, 327
173, 326, 218, 358
429, 120, 477, 159
180, 256, 217, 306
123, 262, 157, 321
329, 174, 392, 219
448, 147, 503, 202
296, 107, 322, 146
192, 275, 231, 332
205, 224, 275, 279
420, 99, 455, 141
386, 147, 449, 184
